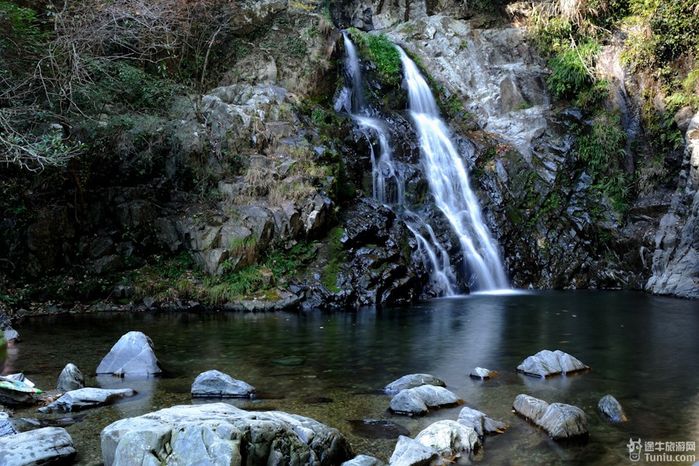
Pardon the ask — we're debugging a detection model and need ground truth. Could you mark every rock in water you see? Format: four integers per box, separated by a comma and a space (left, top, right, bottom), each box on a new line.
513, 394, 588, 439
96, 331, 161, 376
101, 403, 353, 466
598, 394, 628, 422
0, 374, 42, 406
389, 385, 461, 415
457, 406, 508, 437
516, 349, 589, 378
341, 455, 384, 466
389, 435, 439, 466
0, 412, 17, 437
414, 420, 479, 459
39, 387, 135, 413
0, 427, 76, 465
384, 374, 446, 394
191, 370, 255, 398
469, 367, 496, 380
57, 363, 84, 392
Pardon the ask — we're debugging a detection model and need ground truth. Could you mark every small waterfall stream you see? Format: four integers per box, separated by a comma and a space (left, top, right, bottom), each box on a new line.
337, 33, 509, 293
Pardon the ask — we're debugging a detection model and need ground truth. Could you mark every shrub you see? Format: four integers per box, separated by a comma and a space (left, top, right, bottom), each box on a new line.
547, 40, 600, 99
348, 29, 402, 88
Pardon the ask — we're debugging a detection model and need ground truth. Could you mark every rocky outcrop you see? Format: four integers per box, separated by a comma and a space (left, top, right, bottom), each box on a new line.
647, 112, 699, 298
389, 385, 461, 415
96, 331, 161, 376
384, 373, 446, 394
100, 403, 353, 466
516, 349, 589, 378
0, 427, 76, 465
39, 388, 135, 413
191, 370, 255, 398
56, 363, 84, 392
598, 394, 628, 423
513, 394, 588, 439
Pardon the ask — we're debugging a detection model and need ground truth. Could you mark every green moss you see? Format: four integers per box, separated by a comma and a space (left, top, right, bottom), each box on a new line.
348, 28, 402, 88
321, 227, 345, 292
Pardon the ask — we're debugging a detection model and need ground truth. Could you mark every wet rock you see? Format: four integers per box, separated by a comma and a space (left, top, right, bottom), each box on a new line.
0, 427, 76, 465
516, 349, 589, 378
341, 454, 384, 466
384, 373, 446, 394
96, 331, 161, 376
389, 435, 439, 466
414, 420, 479, 459
39, 387, 135, 413
457, 406, 508, 437
389, 385, 461, 415
0, 412, 17, 437
191, 370, 255, 399
598, 394, 628, 423
57, 363, 84, 392
349, 419, 409, 439
513, 394, 588, 439
469, 367, 496, 380
0, 374, 41, 406
101, 403, 353, 466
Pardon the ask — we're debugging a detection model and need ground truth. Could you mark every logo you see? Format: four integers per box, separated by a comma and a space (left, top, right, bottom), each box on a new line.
627, 438, 642, 462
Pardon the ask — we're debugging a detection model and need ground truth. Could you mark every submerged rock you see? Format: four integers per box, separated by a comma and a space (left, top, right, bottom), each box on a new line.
341, 454, 384, 466
101, 403, 353, 466
389, 385, 461, 415
598, 394, 628, 423
384, 373, 446, 394
348, 419, 409, 439
469, 367, 496, 380
389, 435, 439, 466
56, 363, 84, 392
0, 426, 76, 465
516, 349, 589, 378
190, 370, 255, 398
457, 406, 508, 437
414, 420, 479, 459
39, 387, 135, 413
96, 331, 161, 376
513, 394, 588, 439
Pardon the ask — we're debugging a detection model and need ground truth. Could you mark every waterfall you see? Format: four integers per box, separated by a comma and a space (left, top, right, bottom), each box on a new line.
398, 47, 509, 291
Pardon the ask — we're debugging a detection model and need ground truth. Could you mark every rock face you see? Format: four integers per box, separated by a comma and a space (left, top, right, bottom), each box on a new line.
191, 370, 255, 398
39, 387, 135, 413
647, 112, 699, 298
384, 373, 446, 394
389, 385, 461, 415
414, 420, 479, 459
101, 403, 353, 466
56, 363, 84, 392
388, 435, 439, 466
0, 427, 76, 465
96, 331, 161, 376
517, 349, 589, 378
513, 394, 589, 439
598, 394, 628, 423
457, 406, 508, 437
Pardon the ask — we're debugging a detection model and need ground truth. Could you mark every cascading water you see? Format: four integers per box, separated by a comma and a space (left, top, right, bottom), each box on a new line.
397, 47, 509, 291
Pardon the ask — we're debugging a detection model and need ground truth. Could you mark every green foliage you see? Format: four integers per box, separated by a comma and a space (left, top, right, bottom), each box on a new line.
649, 0, 699, 62
547, 40, 600, 99
348, 28, 402, 88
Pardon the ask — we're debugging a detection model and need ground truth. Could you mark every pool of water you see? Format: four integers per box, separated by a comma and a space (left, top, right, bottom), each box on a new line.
6, 291, 699, 465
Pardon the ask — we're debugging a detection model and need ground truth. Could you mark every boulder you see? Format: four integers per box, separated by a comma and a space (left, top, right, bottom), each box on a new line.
384, 373, 446, 394
56, 363, 84, 392
598, 394, 627, 423
101, 403, 353, 466
457, 406, 508, 437
414, 420, 479, 459
39, 387, 135, 413
468, 367, 496, 380
516, 349, 589, 378
341, 454, 384, 466
0, 412, 17, 437
388, 435, 439, 466
0, 427, 76, 465
389, 385, 461, 415
191, 370, 255, 398
513, 394, 588, 439
96, 331, 161, 376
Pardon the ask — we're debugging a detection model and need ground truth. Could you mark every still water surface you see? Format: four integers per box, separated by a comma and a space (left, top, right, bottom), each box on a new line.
9, 291, 699, 465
